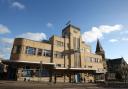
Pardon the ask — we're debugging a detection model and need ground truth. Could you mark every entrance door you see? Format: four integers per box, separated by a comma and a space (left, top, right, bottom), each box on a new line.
75, 73, 81, 83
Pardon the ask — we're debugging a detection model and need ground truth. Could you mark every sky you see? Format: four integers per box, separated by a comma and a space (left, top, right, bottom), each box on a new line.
0, 0, 128, 62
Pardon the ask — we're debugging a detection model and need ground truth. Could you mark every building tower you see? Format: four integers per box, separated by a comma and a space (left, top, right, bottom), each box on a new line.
95, 39, 107, 70
62, 24, 81, 68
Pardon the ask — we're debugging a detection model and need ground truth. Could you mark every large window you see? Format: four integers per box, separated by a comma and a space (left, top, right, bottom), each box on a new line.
43, 49, 51, 57
37, 49, 42, 56
25, 46, 36, 55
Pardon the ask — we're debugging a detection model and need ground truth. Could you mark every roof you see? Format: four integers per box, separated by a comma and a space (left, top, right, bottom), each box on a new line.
62, 24, 80, 33
95, 39, 104, 53
107, 57, 127, 65
15, 38, 51, 45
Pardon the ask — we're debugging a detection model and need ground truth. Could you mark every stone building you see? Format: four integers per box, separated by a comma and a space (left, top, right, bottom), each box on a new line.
106, 57, 128, 82
2, 24, 107, 83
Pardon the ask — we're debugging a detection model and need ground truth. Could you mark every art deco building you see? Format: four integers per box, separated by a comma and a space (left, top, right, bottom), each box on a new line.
2, 24, 107, 83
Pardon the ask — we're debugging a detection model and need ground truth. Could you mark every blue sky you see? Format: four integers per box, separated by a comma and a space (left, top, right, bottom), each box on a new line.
0, 0, 128, 62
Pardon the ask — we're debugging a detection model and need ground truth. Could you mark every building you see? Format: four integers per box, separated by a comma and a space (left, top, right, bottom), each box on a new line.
106, 57, 128, 82
2, 24, 107, 83
0, 58, 7, 80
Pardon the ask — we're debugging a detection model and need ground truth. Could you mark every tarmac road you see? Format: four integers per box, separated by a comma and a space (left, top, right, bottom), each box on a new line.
0, 81, 127, 89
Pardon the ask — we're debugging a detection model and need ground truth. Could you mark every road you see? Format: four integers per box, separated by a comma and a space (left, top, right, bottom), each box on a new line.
0, 81, 127, 89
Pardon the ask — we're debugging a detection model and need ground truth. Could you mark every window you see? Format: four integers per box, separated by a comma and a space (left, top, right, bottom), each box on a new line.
43, 49, 51, 57
90, 57, 93, 62
12, 45, 21, 54
26, 46, 36, 55
54, 51, 63, 58
56, 40, 64, 47
37, 49, 42, 56
22, 66, 33, 77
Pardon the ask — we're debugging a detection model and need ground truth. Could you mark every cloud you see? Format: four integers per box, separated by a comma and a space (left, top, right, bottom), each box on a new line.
82, 24, 123, 43
109, 39, 118, 43
122, 37, 128, 41
0, 46, 12, 59
0, 38, 14, 44
46, 22, 53, 28
0, 24, 11, 34
11, 1, 25, 10
0, 38, 14, 59
18, 32, 47, 41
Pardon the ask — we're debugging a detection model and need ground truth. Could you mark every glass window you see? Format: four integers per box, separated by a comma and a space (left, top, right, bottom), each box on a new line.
22, 66, 33, 77
37, 49, 42, 56
25, 46, 36, 55
43, 49, 51, 57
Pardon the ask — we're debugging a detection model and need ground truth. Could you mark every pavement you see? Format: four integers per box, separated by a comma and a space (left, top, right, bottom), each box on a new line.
0, 80, 127, 89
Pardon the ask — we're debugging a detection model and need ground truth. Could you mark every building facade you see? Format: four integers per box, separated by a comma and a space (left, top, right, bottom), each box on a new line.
106, 57, 128, 82
4, 24, 106, 83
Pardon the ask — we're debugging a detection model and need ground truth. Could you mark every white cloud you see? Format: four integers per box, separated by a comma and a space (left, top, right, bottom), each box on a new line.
0, 38, 14, 59
11, 1, 25, 10
82, 24, 123, 43
122, 37, 128, 41
100, 25, 123, 33
0, 46, 12, 59
109, 39, 118, 43
0, 38, 14, 44
0, 24, 10, 34
46, 22, 53, 28
18, 32, 47, 41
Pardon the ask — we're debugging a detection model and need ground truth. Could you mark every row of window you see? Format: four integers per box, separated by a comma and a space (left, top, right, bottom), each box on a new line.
85, 57, 102, 63
26, 46, 51, 57
12, 45, 102, 62
12, 45, 63, 58
12, 45, 51, 57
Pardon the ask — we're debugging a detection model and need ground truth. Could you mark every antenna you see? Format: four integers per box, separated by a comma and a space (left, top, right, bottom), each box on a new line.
66, 20, 71, 26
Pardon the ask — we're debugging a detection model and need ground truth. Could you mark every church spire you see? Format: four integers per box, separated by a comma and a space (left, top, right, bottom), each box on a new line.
95, 39, 107, 70
95, 39, 104, 54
